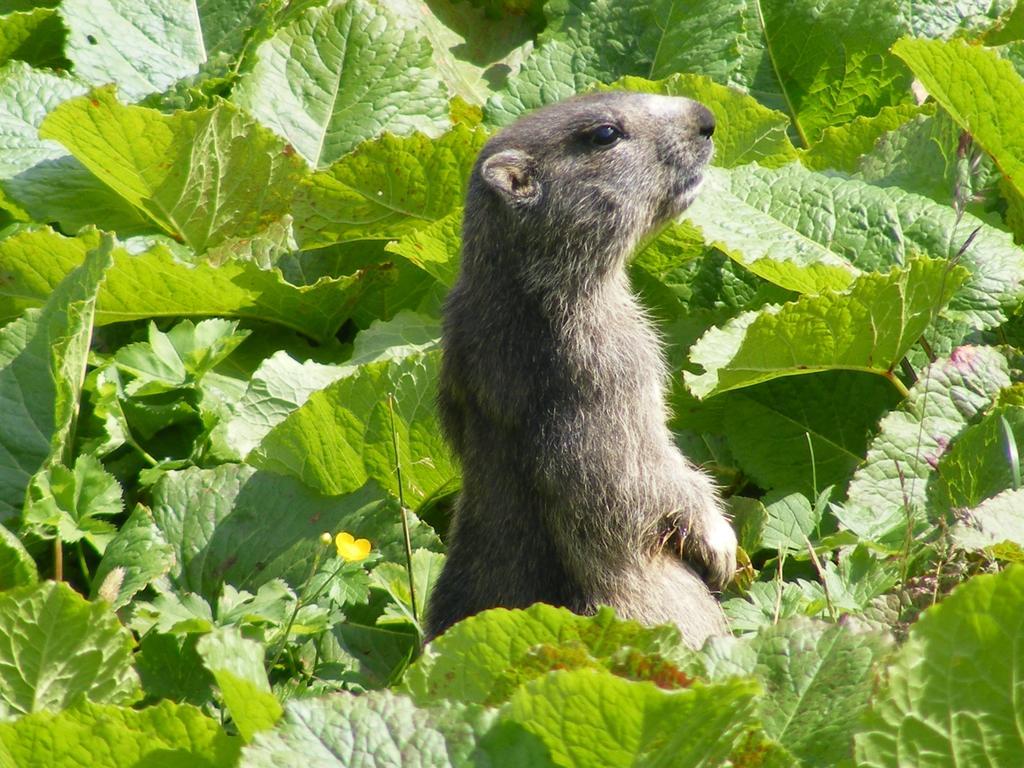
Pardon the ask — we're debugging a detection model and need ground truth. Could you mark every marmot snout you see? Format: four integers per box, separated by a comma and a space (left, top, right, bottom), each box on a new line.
427, 92, 736, 647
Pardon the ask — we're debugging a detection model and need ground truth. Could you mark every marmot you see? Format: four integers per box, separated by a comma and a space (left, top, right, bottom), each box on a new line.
426, 91, 736, 647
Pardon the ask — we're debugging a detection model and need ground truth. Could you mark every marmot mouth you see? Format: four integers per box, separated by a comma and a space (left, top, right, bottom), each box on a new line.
670, 173, 705, 214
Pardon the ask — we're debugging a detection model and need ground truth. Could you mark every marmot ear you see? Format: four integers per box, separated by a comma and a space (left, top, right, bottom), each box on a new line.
481, 149, 541, 205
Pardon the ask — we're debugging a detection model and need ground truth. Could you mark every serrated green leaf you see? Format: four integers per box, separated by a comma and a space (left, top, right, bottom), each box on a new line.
59, 0, 204, 101
217, 352, 354, 460
251, 329, 455, 506
718, 372, 900, 497
239, 692, 494, 768
931, 404, 1024, 511
0, 581, 140, 716
293, 126, 486, 248
953, 489, 1024, 551
0, 7, 64, 68
0, 234, 111, 523
856, 566, 1024, 767
0, 699, 240, 768
801, 103, 927, 172
909, 0, 1017, 39
761, 493, 819, 553
487, 0, 911, 146
685, 258, 967, 399
197, 628, 282, 742
840, 346, 1012, 541
149, 464, 439, 603
705, 618, 891, 766
404, 604, 687, 706
503, 670, 759, 768
40, 89, 306, 253
233, 1, 450, 168
0, 229, 378, 342
24, 453, 123, 552
0, 522, 36, 589
723, 580, 823, 634
90, 503, 174, 609
371, 549, 445, 634
684, 163, 1024, 325
115, 319, 249, 396
135, 632, 214, 706
0, 62, 146, 233
385, 209, 463, 288
0, 62, 86, 178
893, 38, 1024, 205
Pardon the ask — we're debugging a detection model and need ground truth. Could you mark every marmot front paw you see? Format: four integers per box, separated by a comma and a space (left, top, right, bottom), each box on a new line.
675, 510, 737, 592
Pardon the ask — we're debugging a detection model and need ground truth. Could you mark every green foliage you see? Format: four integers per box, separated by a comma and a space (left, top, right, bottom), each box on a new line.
1, 0, 1023, 764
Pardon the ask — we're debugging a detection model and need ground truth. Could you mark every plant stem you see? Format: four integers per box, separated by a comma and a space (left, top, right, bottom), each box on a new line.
387, 393, 418, 627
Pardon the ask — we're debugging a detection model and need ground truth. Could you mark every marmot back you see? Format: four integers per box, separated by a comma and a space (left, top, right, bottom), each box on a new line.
426, 91, 737, 647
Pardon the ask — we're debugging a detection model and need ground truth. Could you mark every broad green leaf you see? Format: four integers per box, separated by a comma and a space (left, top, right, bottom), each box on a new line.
931, 404, 1024, 511
238, 692, 495, 768
840, 346, 1012, 541
59, 0, 204, 101
819, 545, 899, 613
723, 580, 823, 634
603, 75, 798, 168
0, 234, 111, 523
487, 0, 912, 145
0, 7, 64, 68
197, 628, 282, 742
293, 126, 487, 248
385, 209, 463, 288
953, 489, 1024, 551
0, 62, 87, 178
0, 699, 240, 768
685, 258, 968, 399
682, 166, 858, 295
251, 340, 456, 507
685, 163, 1024, 326
801, 103, 927, 172
135, 632, 214, 706
24, 453, 123, 553
233, 1, 449, 168
40, 89, 306, 253
908, 0, 1018, 39
718, 372, 900, 497
855, 111, 1004, 223
350, 311, 442, 364
761, 493, 819, 553
0, 62, 147, 233
404, 604, 687, 706
503, 670, 759, 768
90, 504, 174, 609
0, 522, 36, 589
0, 581, 140, 716
218, 352, 354, 460
856, 566, 1024, 767
149, 464, 440, 603
371, 549, 445, 634
893, 38, 1024, 205
114, 319, 249, 396
703, 618, 891, 766
0, 229, 378, 342
373, 0, 536, 106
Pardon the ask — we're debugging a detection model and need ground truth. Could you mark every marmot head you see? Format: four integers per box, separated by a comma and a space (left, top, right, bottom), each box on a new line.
463, 91, 715, 293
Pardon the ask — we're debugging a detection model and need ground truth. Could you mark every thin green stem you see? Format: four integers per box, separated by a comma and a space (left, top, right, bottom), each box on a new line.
388, 393, 418, 627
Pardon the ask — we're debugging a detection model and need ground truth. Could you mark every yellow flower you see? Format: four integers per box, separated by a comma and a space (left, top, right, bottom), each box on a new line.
335, 532, 372, 562
319, 532, 333, 545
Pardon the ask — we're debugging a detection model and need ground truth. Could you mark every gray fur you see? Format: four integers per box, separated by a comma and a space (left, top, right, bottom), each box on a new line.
426, 91, 736, 648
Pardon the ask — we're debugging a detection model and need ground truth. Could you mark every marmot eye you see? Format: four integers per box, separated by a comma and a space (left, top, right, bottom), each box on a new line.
589, 124, 623, 146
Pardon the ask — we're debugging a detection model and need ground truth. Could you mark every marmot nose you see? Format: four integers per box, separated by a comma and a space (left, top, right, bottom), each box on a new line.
695, 105, 715, 138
